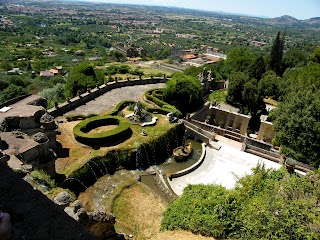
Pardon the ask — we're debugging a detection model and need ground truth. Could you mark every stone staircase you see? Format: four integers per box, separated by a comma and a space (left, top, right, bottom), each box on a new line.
224, 128, 241, 142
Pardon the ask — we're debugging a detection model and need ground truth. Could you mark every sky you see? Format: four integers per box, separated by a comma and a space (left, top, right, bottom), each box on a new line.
81, 0, 320, 20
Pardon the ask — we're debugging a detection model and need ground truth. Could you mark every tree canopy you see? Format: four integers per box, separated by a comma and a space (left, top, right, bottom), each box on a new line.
272, 86, 320, 166
163, 73, 203, 114
65, 63, 104, 97
162, 164, 320, 239
0, 84, 28, 104
268, 31, 285, 76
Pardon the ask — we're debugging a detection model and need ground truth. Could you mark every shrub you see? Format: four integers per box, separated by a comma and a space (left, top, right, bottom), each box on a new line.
30, 169, 55, 189
144, 88, 182, 116
219, 121, 225, 128
66, 113, 98, 121
73, 115, 132, 145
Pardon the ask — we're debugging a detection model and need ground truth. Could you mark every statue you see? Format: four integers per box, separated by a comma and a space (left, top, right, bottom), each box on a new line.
133, 101, 144, 118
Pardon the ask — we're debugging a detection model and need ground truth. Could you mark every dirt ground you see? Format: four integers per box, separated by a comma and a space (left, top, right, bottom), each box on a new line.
112, 183, 213, 240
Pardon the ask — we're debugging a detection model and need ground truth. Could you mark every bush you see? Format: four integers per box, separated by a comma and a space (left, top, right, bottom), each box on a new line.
162, 165, 320, 239
163, 73, 203, 114
73, 115, 132, 145
144, 88, 182, 116
30, 170, 55, 189
65, 113, 98, 122
219, 121, 225, 128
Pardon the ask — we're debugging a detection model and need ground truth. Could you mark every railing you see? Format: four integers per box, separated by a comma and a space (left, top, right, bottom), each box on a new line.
182, 120, 217, 143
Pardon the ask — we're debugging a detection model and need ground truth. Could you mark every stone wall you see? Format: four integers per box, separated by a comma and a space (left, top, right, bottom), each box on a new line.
192, 103, 250, 135
0, 161, 97, 240
48, 77, 167, 118
257, 121, 275, 143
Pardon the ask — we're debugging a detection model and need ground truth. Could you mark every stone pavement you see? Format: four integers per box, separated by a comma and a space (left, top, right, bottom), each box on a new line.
169, 139, 281, 196
65, 83, 165, 115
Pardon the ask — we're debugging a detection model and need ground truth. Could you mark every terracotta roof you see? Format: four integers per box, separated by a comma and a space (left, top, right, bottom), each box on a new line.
40, 71, 54, 77
183, 54, 197, 60
49, 69, 59, 74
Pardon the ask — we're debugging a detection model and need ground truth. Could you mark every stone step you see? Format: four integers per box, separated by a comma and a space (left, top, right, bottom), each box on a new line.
224, 133, 241, 142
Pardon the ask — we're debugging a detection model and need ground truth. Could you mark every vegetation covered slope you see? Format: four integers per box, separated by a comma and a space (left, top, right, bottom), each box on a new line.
162, 165, 320, 239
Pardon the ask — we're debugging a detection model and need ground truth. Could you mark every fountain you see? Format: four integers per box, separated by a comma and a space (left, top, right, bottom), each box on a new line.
172, 142, 193, 162
125, 101, 158, 126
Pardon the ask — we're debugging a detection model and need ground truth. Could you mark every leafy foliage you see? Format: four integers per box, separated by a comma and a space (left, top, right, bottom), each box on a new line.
163, 73, 203, 114
208, 89, 227, 103
162, 164, 320, 239
272, 87, 320, 166
38, 83, 66, 107
30, 169, 55, 189
162, 184, 237, 238
310, 47, 320, 64
73, 115, 132, 146
226, 47, 256, 73
0, 84, 28, 104
258, 71, 280, 100
248, 55, 266, 80
65, 63, 104, 97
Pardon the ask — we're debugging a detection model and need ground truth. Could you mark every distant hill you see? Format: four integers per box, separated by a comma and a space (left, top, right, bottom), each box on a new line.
304, 17, 320, 24
261, 15, 320, 28
265, 15, 299, 25
9, 0, 320, 28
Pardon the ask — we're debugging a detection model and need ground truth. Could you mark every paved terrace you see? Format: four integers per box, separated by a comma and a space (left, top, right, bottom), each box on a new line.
64, 83, 165, 115
169, 136, 282, 196
0, 95, 44, 122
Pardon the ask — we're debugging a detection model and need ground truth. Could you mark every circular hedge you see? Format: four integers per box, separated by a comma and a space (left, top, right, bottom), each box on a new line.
73, 115, 132, 145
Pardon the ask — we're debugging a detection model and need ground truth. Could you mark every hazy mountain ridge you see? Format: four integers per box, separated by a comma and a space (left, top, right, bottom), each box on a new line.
264, 15, 320, 26
4, 0, 320, 28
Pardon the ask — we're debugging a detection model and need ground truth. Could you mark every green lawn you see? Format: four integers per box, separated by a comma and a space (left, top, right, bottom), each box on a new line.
209, 90, 227, 103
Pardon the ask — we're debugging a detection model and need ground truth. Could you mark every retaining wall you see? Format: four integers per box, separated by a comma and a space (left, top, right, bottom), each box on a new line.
48, 77, 168, 118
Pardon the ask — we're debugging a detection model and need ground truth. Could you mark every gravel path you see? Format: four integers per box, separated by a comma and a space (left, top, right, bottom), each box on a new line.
64, 83, 165, 115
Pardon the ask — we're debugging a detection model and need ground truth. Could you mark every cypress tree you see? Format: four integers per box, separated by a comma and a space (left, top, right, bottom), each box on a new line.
268, 31, 285, 76
248, 56, 266, 80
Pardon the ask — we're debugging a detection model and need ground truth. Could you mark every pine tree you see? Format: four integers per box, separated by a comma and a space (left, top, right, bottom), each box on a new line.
268, 31, 285, 76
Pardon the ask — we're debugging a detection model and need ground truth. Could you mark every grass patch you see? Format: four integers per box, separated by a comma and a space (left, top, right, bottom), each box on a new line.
113, 183, 213, 240
78, 170, 138, 212
113, 183, 166, 239
263, 98, 279, 106
102, 61, 172, 76
30, 169, 55, 189
47, 187, 76, 202
209, 90, 227, 103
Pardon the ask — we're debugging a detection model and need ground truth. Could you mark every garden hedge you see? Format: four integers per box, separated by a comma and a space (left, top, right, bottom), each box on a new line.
109, 100, 134, 116
144, 88, 182, 116
73, 115, 132, 145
